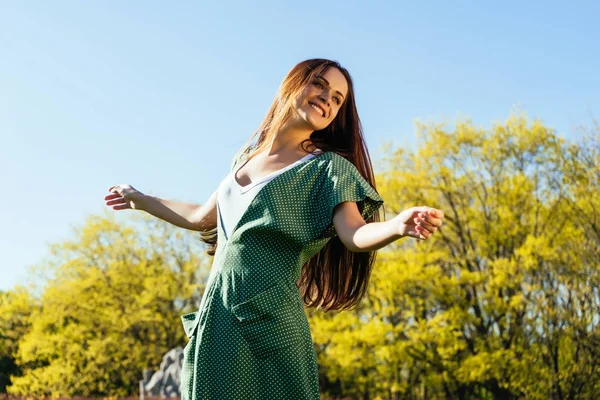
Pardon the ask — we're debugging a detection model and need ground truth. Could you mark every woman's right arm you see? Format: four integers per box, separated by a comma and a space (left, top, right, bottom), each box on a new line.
105, 185, 218, 232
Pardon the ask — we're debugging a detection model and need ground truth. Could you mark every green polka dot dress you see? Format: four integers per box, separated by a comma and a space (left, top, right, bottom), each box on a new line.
180, 145, 384, 400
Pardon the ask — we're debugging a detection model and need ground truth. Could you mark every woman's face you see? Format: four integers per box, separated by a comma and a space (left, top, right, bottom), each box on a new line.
292, 67, 349, 131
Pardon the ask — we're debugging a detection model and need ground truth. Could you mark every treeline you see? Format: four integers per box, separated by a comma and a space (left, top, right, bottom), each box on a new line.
1, 114, 598, 399
310, 114, 600, 399
0, 217, 209, 397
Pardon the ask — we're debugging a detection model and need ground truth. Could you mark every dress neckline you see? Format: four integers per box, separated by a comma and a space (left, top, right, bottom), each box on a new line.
232, 151, 320, 194
218, 150, 331, 240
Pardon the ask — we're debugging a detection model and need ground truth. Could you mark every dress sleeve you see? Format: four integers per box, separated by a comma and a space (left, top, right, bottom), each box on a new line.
317, 154, 384, 239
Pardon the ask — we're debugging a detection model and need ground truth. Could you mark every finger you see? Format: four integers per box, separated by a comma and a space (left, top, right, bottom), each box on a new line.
421, 229, 431, 239
109, 185, 125, 194
417, 232, 429, 240
419, 213, 443, 228
428, 208, 444, 219
413, 206, 432, 214
408, 226, 423, 240
414, 207, 444, 223
112, 203, 131, 210
415, 225, 432, 239
104, 193, 122, 201
414, 217, 437, 233
106, 198, 126, 206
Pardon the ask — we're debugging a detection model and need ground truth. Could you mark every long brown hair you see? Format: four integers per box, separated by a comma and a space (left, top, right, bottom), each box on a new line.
200, 58, 384, 312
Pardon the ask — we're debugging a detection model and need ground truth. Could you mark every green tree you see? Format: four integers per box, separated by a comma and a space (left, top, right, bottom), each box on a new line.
7, 213, 210, 397
0, 286, 38, 393
309, 113, 600, 399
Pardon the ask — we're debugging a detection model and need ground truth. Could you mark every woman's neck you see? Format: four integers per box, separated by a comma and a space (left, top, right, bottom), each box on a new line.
268, 121, 315, 156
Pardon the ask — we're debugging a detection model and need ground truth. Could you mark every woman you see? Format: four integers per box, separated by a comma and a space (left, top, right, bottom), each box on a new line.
105, 58, 444, 400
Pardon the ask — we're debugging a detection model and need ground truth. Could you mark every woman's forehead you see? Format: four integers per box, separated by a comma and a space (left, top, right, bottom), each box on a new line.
319, 68, 349, 98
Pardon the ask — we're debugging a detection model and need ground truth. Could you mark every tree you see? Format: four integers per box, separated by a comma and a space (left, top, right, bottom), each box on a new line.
0, 286, 37, 393
309, 113, 600, 399
6, 213, 210, 397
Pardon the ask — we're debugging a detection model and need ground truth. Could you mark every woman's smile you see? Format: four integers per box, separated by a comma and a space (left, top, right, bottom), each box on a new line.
308, 101, 326, 117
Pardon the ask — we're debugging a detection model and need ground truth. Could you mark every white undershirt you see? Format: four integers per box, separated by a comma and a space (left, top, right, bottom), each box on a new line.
217, 149, 322, 238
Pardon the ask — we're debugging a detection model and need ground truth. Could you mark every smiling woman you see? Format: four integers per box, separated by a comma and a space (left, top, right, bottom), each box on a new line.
104, 58, 444, 400
293, 70, 347, 127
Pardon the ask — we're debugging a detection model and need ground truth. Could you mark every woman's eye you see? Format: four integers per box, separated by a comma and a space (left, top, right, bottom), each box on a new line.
313, 81, 323, 89
334, 97, 341, 105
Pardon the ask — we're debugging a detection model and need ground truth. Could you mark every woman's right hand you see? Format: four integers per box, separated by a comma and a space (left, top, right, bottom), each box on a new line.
105, 184, 146, 211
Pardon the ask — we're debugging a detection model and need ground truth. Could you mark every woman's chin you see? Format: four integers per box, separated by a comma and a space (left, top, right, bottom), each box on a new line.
304, 113, 329, 129
296, 116, 320, 131
291, 111, 326, 131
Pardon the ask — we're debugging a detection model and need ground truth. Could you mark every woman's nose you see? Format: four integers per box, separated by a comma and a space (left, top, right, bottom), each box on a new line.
318, 92, 330, 104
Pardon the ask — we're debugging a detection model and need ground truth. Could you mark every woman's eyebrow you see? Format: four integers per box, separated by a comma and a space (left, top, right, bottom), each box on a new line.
316, 76, 345, 99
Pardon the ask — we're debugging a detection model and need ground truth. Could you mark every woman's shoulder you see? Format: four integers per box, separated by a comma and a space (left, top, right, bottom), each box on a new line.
315, 150, 346, 162
318, 151, 360, 172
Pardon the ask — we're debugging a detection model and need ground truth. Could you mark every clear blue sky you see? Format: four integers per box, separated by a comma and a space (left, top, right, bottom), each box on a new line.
1, 1, 599, 291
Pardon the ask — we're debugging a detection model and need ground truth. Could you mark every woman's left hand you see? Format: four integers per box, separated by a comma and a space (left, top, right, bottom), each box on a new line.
394, 206, 444, 240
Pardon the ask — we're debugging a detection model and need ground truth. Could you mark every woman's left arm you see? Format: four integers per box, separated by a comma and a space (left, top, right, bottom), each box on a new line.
333, 202, 444, 252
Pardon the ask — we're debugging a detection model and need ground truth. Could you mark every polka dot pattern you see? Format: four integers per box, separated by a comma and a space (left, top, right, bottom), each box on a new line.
179, 146, 384, 400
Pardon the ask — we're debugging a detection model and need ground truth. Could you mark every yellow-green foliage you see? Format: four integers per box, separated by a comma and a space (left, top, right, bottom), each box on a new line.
0, 286, 37, 392
2, 114, 598, 399
308, 114, 600, 399
4, 214, 210, 397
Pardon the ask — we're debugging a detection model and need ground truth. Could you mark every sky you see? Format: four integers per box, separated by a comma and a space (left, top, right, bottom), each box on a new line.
1, 1, 599, 291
